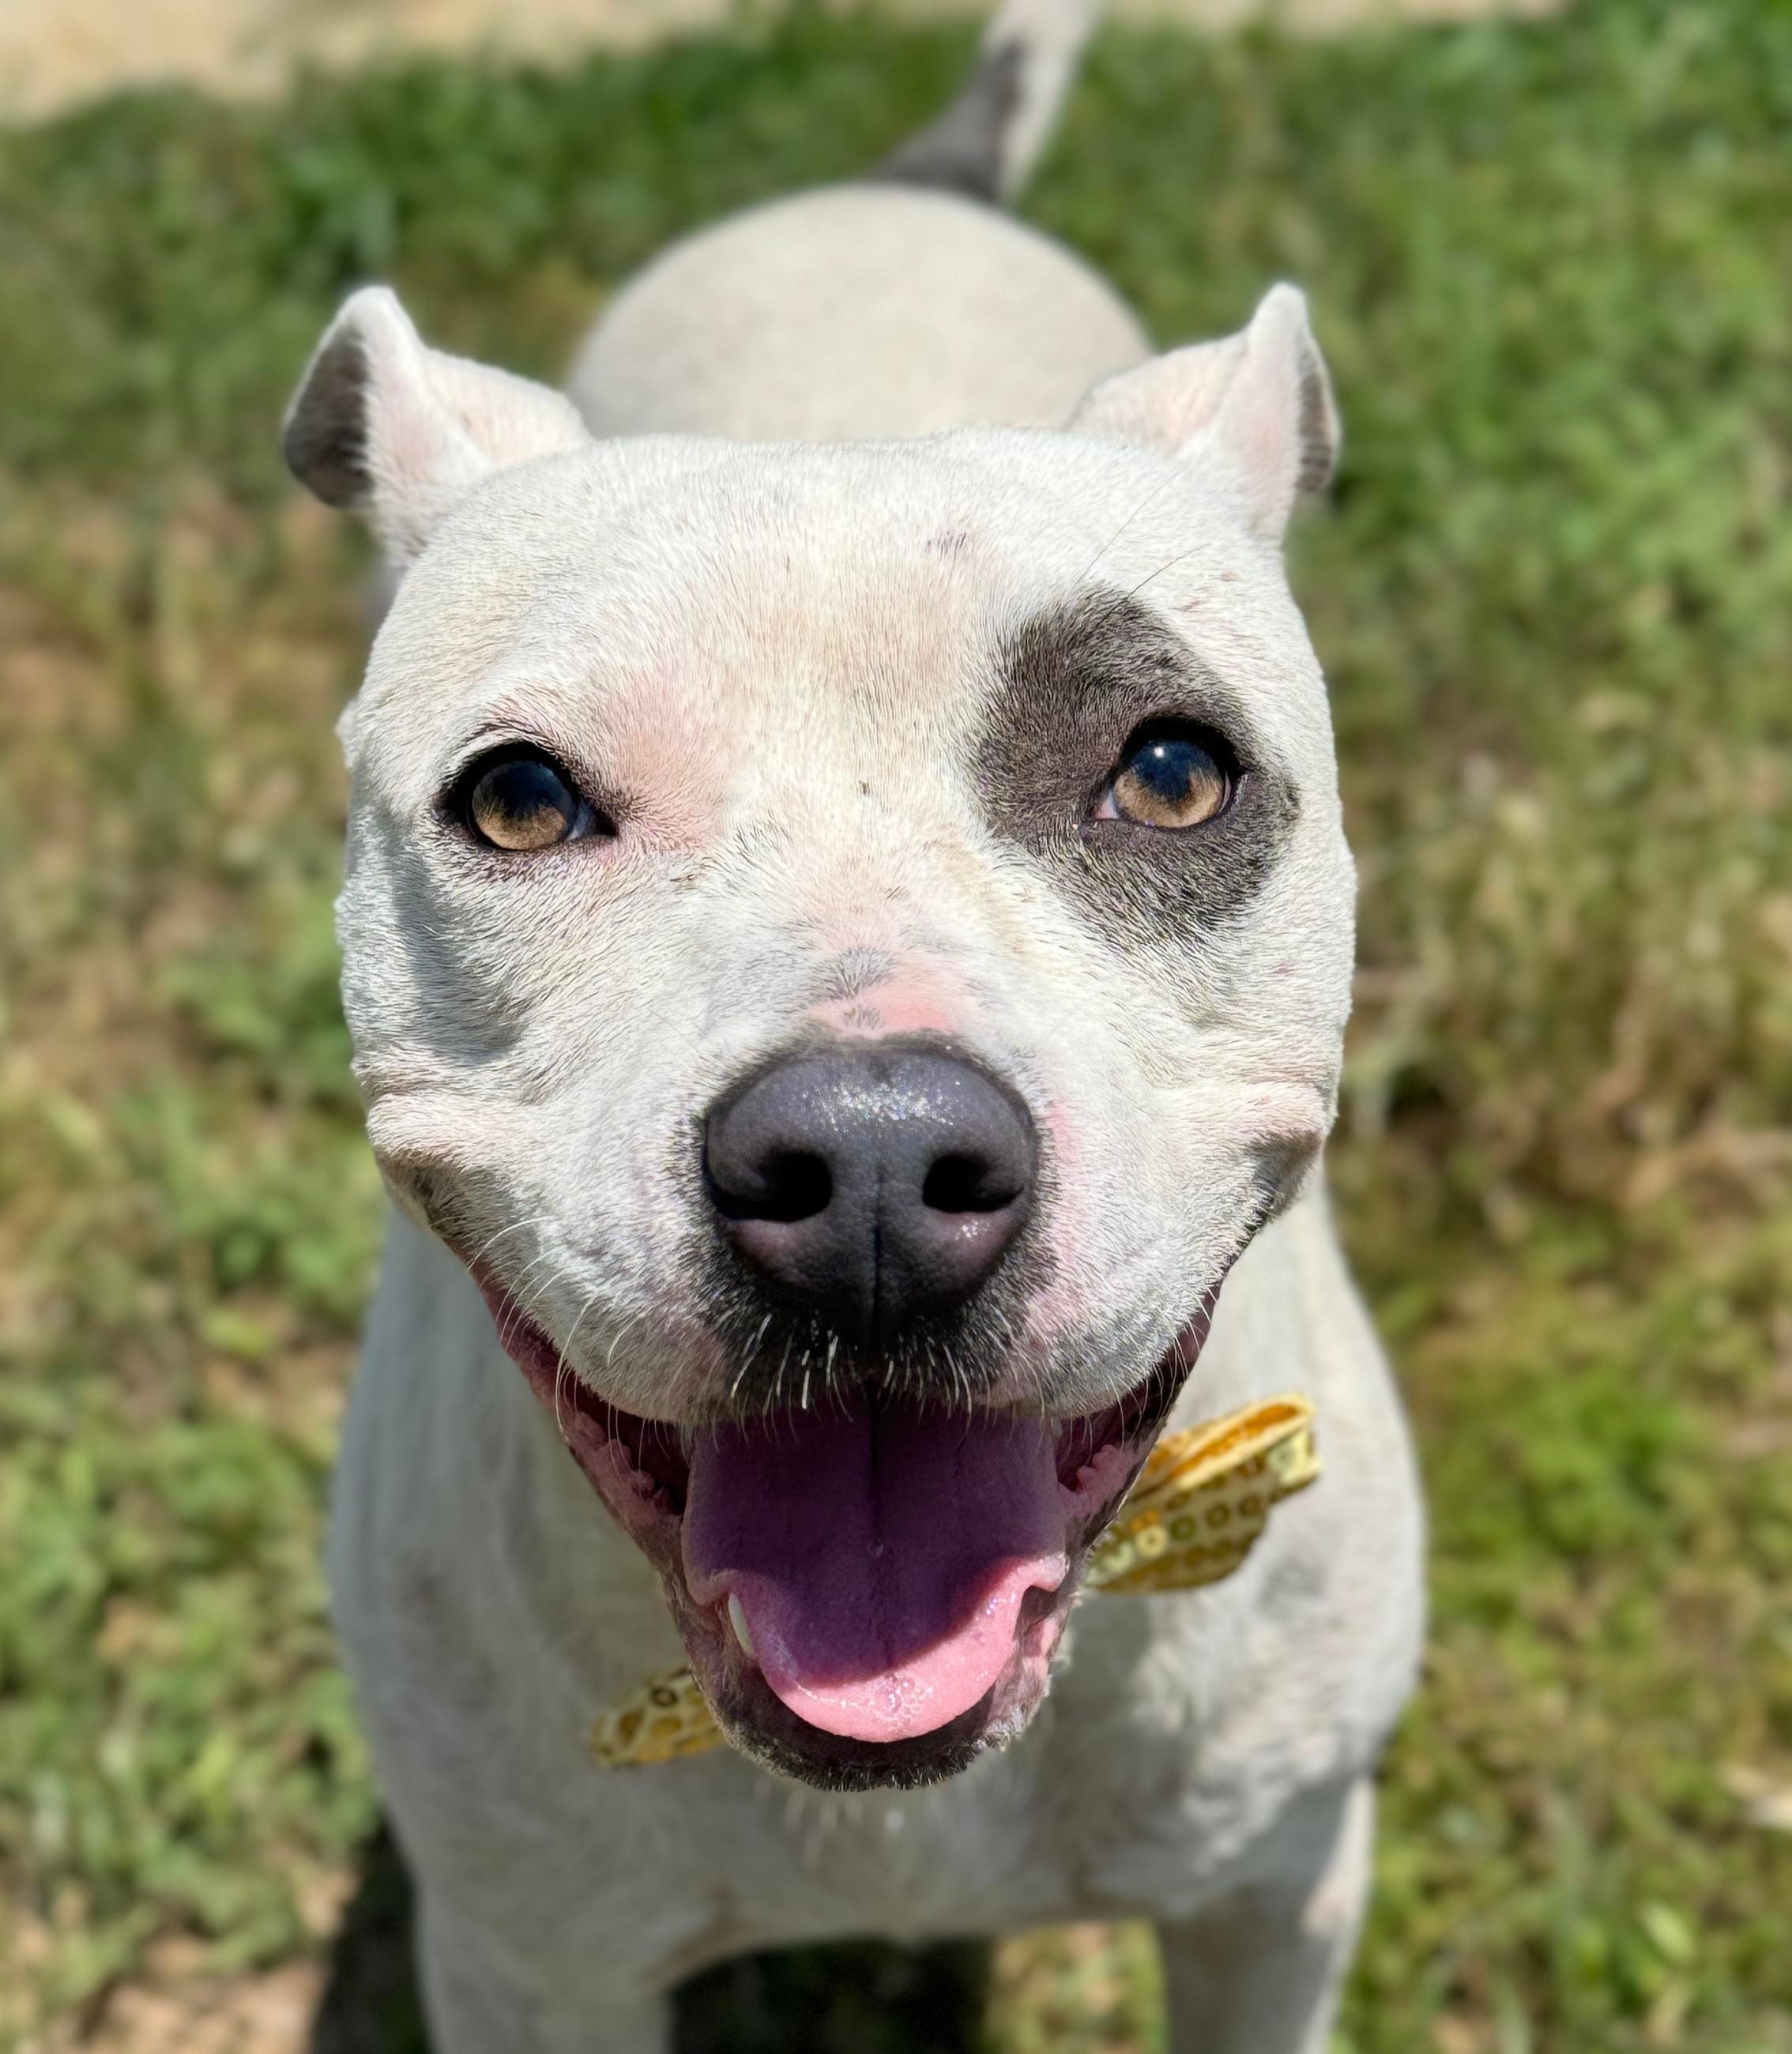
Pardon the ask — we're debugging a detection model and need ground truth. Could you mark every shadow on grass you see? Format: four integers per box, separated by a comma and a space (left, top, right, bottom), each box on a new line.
309, 1826, 991, 2054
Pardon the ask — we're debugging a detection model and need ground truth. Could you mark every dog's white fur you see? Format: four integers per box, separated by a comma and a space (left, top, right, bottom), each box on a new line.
288, 4, 1425, 2045
566, 186, 1147, 442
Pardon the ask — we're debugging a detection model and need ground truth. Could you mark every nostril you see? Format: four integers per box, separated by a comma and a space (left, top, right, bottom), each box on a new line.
708, 1149, 832, 1224
922, 1153, 1024, 1215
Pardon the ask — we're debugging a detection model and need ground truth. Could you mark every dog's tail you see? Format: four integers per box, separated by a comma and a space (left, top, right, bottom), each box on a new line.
877, 0, 1102, 206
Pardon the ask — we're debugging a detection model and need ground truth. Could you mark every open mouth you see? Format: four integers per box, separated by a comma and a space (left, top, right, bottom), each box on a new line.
481, 1285, 1218, 1787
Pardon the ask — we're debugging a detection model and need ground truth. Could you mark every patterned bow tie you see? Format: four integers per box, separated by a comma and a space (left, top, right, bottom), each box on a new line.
589, 1394, 1320, 1769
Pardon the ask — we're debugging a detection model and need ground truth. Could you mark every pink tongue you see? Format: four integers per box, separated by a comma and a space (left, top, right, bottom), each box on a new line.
683, 1406, 1067, 1744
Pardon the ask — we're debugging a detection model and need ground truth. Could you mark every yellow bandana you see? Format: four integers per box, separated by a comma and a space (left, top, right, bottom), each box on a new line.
589, 1394, 1318, 1769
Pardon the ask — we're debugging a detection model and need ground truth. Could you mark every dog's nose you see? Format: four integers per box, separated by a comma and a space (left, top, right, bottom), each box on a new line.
703, 1043, 1036, 1345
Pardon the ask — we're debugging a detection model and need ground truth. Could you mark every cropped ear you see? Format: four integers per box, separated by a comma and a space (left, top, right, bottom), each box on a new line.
1067, 284, 1340, 543
282, 287, 591, 566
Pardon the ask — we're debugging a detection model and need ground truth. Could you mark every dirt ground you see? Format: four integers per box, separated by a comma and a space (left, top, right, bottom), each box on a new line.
4, 0, 1561, 120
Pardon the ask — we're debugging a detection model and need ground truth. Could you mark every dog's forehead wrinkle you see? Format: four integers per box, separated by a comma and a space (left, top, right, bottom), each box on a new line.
363, 424, 1259, 702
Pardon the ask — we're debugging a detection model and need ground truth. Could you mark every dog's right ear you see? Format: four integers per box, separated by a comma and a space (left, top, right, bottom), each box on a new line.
1067, 285, 1340, 545
282, 287, 590, 567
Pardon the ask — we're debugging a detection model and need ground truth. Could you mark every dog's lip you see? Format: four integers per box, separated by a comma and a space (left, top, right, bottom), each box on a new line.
470, 1259, 1222, 1779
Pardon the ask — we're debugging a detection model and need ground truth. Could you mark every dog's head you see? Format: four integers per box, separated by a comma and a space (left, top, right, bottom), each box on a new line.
286, 283, 1353, 1788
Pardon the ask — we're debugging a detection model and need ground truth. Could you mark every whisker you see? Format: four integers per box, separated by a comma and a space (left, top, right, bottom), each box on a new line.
464, 1211, 559, 1276
1076, 465, 1184, 588
552, 1292, 601, 1438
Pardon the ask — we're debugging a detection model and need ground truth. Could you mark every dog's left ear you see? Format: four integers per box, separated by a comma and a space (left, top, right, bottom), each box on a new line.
282, 286, 591, 566
1067, 284, 1340, 543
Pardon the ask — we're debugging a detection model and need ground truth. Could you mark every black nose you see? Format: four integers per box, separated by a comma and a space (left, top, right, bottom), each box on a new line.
703, 1042, 1037, 1345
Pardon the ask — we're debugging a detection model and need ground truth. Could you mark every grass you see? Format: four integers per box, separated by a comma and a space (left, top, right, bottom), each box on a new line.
1, 0, 1789, 2046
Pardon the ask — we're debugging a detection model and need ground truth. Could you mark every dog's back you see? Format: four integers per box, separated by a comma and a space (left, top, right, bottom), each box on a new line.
567, 0, 1147, 441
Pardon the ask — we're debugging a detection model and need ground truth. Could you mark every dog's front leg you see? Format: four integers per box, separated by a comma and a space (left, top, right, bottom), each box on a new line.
418, 1900, 671, 2054
1156, 1777, 1374, 2054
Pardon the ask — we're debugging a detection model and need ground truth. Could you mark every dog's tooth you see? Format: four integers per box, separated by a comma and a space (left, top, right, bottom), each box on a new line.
727, 1593, 755, 1661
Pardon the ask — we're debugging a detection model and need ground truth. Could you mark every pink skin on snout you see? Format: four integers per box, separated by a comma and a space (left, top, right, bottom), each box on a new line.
808, 980, 966, 1043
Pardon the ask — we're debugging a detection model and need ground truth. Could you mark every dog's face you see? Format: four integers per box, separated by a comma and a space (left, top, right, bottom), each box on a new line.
288, 284, 1354, 1787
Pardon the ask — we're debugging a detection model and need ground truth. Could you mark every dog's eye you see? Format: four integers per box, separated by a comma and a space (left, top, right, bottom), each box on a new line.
1096, 724, 1235, 830
459, 750, 600, 852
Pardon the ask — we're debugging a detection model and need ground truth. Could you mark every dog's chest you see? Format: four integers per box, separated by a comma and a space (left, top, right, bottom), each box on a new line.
362, 1598, 1304, 1982
562, 1608, 1323, 1972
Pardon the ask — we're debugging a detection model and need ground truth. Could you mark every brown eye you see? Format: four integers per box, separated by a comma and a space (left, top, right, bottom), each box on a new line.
461, 750, 597, 852
1103, 725, 1234, 830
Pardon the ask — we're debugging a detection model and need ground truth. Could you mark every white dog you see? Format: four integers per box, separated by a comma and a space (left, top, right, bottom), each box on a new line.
283, 2, 1425, 2045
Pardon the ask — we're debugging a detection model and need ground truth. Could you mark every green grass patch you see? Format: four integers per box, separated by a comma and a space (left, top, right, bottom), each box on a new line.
2, 1, 1789, 2048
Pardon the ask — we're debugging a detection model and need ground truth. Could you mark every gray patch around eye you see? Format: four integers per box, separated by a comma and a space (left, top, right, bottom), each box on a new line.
973, 589, 1300, 951
284, 329, 372, 509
